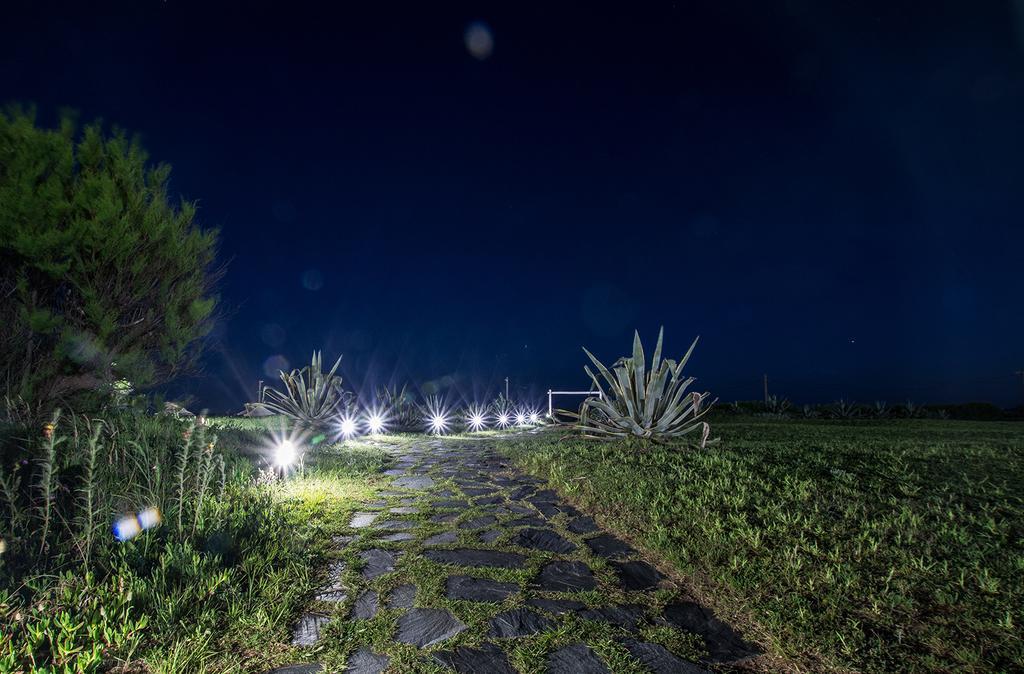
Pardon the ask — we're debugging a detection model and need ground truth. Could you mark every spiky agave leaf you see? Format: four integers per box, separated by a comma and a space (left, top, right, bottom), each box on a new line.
253, 351, 348, 428
574, 328, 716, 445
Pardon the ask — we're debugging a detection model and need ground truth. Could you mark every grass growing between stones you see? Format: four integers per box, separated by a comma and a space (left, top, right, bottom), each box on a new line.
499, 418, 1024, 673
281, 439, 719, 673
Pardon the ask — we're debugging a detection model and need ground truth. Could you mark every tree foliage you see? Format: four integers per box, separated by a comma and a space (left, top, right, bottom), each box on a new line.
0, 106, 220, 413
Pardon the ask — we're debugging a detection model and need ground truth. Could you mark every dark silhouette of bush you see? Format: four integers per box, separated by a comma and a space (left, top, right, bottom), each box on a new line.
0, 107, 220, 414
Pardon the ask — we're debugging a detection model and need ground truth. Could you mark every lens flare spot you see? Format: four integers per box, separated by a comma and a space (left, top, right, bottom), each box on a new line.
114, 515, 141, 542
464, 21, 494, 60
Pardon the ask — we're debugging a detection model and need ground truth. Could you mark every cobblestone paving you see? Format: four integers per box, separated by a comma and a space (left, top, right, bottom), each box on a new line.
269, 440, 762, 673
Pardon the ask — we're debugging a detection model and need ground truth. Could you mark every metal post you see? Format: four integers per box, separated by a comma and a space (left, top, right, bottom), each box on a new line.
548, 390, 553, 417
763, 374, 769, 404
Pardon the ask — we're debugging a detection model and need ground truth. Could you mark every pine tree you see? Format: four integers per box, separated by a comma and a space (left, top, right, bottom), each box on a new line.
0, 106, 221, 413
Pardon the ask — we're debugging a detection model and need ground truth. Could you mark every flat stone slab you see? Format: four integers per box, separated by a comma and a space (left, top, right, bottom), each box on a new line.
488, 607, 554, 637
345, 648, 390, 674
508, 485, 536, 499
393, 475, 434, 489
578, 605, 646, 630
662, 602, 762, 663
527, 598, 586, 614
459, 515, 498, 529
349, 512, 379, 528
291, 613, 329, 646
612, 560, 665, 590
432, 499, 469, 509
424, 549, 526, 569
424, 531, 459, 546
359, 549, 397, 579
479, 529, 502, 543
447, 575, 519, 602
267, 664, 322, 674
585, 534, 634, 558
431, 512, 460, 523
353, 590, 378, 619
388, 583, 417, 609
461, 486, 499, 496
395, 608, 467, 648
547, 644, 610, 673
474, 495, 506, 505
512, 528, 577, 553
623, 640, 710, 673
377, 519, 418, 530
567, 516, 599, 534
535, 561, 597, 592
380, 532, 416, 542
332, 534, 355, 547
432, 643, 516, 674
389, 506, 419, 514
506, 516, 547, 528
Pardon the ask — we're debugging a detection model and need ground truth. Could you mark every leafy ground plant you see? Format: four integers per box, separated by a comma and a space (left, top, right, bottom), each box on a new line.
500, 419, 1024, 673
574, 328, 715, 445
256, 351, 352, 430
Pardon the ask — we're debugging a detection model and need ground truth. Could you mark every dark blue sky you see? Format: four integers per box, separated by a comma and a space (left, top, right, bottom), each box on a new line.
4, 1, 1023, 411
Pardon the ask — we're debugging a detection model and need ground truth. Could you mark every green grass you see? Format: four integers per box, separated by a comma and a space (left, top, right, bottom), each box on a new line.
498, 418, 1024, 673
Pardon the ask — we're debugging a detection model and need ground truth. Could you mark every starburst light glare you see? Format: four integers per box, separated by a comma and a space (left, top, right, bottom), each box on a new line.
429, 412, 449, 435
275, 439, 297, 467
515, 411, 527, 426
339, 415, 358, 439
466, 405, 487, 432
366, 410, 386, 435
528, 411, 540, 424
496, 412, 511, 428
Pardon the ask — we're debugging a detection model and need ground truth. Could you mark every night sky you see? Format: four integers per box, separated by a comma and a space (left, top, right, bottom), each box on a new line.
3, 1, 1023, 412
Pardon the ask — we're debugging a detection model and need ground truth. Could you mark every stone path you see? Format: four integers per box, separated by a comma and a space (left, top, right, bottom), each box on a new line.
270, 439, 762, 673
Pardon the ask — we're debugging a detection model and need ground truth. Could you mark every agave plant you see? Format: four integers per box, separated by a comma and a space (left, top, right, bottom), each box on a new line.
763, 394, 791, 417
872, 400, 891, 419
831, 399, 860, 419
902, 400, 926, 419
801, 404, 819, 419
574, 328, 716, 445
376, 384, 420, 432
254, 351, 350, 429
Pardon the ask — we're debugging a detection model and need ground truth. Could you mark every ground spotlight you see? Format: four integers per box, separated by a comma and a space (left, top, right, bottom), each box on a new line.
275, 439, 297, 467
496, 412, 511, 429
366, 409, 386, 435
515, 411, 527, 426
466, 405, 488, 432
528, 411, 540, 424
338, 415, 358, 439
429, 413, 450, 435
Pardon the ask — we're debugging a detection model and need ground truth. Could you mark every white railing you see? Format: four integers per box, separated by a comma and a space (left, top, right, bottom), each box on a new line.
547, 389, 604, 417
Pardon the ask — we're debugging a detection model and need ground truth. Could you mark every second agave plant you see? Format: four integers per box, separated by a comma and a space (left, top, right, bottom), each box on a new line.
574, 327, 716, 446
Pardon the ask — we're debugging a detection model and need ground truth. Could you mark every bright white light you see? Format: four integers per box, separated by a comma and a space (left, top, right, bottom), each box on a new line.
275, 440, 297, 467
366, 411, 386, 435
496, 412, 511, 428
528, 411, 539, 424
515, 411, 527, 426
470, 413, 485, 430
429, 413, 449, 435
339, 416, 357, 438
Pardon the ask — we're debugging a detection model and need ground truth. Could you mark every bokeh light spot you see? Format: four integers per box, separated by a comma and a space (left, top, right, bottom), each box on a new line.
465, 21, 494, 60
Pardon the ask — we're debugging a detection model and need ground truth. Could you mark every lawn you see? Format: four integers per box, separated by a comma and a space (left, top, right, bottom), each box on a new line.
498, 417, 1024, 673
